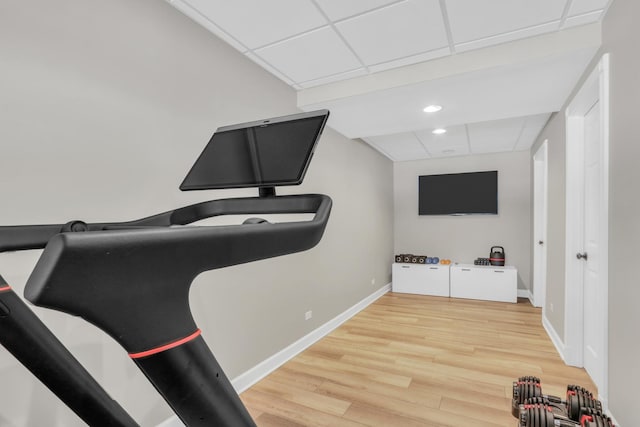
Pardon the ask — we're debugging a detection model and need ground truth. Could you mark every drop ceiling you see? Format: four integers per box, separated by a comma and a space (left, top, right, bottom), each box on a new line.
166, 0, 610, 161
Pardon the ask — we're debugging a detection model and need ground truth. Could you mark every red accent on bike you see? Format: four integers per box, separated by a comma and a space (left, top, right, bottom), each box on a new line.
128, 329, 202, 359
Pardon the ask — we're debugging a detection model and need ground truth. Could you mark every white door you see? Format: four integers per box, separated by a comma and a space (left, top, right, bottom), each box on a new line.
533, 142, 548, 308
581, 100, 603, 386
564, 54, 609, 406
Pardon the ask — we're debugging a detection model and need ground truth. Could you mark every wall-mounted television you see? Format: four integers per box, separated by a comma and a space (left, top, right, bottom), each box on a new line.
180, 109, 329, 191
418, 171, 498, 215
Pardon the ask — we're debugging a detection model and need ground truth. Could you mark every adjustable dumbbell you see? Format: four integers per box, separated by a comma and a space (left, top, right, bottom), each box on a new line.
566, 385, 602, 421
518, 404, 614, 427
512, 377, 602, 422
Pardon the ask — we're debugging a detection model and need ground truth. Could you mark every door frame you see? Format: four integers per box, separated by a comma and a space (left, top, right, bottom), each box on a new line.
533, 140, 548, 309
564, 54, 609, 405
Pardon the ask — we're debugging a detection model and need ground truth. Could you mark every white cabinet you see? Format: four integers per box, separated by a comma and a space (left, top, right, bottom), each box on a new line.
392, 263, 450, 297
449, 264, 517, 303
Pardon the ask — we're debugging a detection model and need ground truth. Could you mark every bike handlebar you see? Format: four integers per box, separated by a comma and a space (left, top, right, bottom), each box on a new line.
2, 193, 331, 427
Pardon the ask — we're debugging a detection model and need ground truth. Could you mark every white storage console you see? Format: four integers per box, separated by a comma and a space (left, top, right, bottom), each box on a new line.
392, 263, 450, 297
449, 264, 517, 303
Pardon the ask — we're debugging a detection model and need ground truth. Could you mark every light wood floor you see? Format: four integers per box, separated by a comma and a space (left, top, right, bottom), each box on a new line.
240, 292, 596, 426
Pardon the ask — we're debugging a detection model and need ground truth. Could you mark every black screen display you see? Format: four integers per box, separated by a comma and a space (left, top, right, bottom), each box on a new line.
418, 171, 498, 215
180, 110, 329, 191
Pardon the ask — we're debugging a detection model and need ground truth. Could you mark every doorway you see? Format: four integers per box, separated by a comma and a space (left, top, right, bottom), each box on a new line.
564, 54, 609, 405
533, 141, 548, 308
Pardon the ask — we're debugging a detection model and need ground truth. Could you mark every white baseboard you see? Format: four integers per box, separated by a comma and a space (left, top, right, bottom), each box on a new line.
517, 288, 533, 304
157, 283, 392, 427
542, 313, 566, 362
232, 282, 391, 393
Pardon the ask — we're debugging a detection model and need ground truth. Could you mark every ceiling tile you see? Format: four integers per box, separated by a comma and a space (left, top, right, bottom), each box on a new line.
183, 0, 326, 49
415, 125, 470, 158
365, 133, 429, 161
445, 0, 565, 44
335, 0, 448, 66
567, 0, 609, 16
314, 0, 400, 21
467, 116, 525, 153
254, 27, 362, 83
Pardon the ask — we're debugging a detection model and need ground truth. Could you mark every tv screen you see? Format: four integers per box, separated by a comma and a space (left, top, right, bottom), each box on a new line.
418, 171, 498, 215
180, 109, 329, 191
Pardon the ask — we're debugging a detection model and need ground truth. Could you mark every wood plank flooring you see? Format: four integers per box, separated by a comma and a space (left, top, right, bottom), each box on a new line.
240, 292, 596, 426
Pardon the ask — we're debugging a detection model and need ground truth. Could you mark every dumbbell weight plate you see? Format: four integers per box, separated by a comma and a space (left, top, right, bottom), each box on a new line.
571, 389, 600, 422
538, 404, 545, 427
542, 405, 553, 427
532, 405, 539, 427
525, 406, 535, 427
517, 377, 540, 405
527, 405, 534, 427
568, 392, 579, 421
529, 379, 541, 403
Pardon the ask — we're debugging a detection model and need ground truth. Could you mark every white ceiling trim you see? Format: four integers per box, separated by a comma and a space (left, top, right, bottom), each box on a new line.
297, 22, 601, 107
454, 20, 561, 53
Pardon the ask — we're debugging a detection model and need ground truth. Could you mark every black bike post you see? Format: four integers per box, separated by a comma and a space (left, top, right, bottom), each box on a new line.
131, 333, 255, 426
0, 274, 138, 427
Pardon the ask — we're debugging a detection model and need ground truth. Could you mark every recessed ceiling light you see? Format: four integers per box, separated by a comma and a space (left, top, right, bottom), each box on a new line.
423, 105, 442, 113
432, 128, 447, 135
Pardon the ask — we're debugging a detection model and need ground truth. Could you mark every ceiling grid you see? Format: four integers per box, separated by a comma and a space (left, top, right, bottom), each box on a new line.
167, 0, 610, 161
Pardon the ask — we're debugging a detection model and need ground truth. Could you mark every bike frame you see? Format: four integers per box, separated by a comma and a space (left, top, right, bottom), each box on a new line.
0, 193, 331, 426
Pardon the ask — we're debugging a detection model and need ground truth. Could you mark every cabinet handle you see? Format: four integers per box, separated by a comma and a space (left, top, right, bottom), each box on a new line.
401, 265, 410, 269
461, 268, 471, 271
429, 267, 438, 270
494, 270, 504, 273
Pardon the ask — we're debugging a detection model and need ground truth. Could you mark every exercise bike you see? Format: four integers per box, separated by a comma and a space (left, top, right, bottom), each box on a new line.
0, 109, 331, 426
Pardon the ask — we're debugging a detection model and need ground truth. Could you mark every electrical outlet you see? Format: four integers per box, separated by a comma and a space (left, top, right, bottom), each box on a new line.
371, 278, 376, 285
305, 310, 312, 320
550, 303, 554, 312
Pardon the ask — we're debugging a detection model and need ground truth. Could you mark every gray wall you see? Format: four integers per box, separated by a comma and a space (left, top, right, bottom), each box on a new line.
394, 151, 532, 291
0, 1, 393, 426
598, 0, 638, 422
530, 0, 639, 423
530, 113, 567, 338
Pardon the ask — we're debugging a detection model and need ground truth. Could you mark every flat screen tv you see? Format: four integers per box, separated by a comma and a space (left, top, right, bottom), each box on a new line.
180, 109, 329, 191
418, 171, 498, 215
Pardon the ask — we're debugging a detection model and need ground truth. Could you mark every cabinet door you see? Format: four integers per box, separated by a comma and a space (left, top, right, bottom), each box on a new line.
392, 264, 449, 296
423, 266, 450, 297
450, 266, 517, 303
